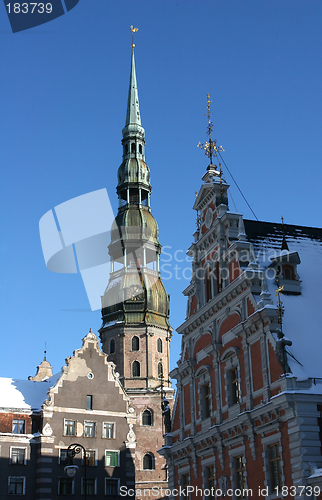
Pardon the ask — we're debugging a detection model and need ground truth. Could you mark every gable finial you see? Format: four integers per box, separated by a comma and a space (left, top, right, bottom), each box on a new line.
197, 93, 224, 167
130, 25, 138, 48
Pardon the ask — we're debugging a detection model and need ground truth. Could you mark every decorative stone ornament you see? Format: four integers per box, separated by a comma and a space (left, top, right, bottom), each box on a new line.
126, 423, 136, 443
42, 422, 53, 436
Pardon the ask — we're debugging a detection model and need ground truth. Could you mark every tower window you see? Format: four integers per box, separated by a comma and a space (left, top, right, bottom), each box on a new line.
131, 336, 140, 351
143, 453, 155, 470
139, 144, 142, 154
158, 362, 163, 378
124, 144, 128, 154
132, 361, 141, 377
131, 143, 136, 153
109, 338, 115, 354
157, 338, 163, 353
142, 409, 153, 426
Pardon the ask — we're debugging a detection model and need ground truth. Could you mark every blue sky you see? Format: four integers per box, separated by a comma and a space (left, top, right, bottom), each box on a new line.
1, 0, 321, 380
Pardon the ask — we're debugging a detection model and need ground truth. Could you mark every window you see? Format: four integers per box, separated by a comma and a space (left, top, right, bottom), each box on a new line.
103, 422, 115, 439
203, 384, 211, 419
58, 477, 74, 495
139, 144, 143, 154
86, 395, 93, 410
182, 474, 190, 495
64, 420, 76, 436
205, 267, 212, 302
84, 422, 96, 438
158, 362, 163, 378
269, 443, 282, 490
231, 367, 240, 405
132, 361, 140, 377
283, 266, 293, 280
59, 449, 70, 465
81, 478, 97, 495
10, 448, 26, 465
157, 338, 163, 353
105, 478, 119, 496
143, 453, 155, 470
105, 450, 119, 467
131, 336, 140, 351
235, 456, 246, 497
109, 338, 115, 354
12, 419, 25, 434
84, 450, 96, 466
206, 465, 214, 490
8, 477, 25, 495
142, 409, 153, 426
131, 143, 136, 153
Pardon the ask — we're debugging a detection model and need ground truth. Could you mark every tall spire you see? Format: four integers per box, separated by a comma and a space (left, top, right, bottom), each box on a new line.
125, 47, 142, 128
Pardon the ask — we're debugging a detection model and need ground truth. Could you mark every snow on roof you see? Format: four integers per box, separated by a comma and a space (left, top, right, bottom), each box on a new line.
244, 220, 322, 380
0, 372, 61, 411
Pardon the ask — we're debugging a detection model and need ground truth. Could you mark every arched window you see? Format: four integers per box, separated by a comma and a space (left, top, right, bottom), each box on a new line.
205, 267, 212, 303
158, 362, 163, 378
132, 336, 140, 351
132, 361, 140, 378
142, 409, 153, 426
143, 453, 155, 470
283, 266, 294, 280
157, 338, 163, 353
109, 338, 115, 354
131, 143, 136, 153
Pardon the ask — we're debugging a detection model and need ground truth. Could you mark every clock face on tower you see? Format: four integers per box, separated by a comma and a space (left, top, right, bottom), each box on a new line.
126, 284, 144, 301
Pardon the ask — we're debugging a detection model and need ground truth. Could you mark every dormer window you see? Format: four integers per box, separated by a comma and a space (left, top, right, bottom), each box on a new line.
269, 252, 301, 295
282, 265, 294, 280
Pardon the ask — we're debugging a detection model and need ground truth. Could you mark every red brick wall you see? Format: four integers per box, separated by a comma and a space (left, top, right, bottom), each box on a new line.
0, 412, 32, 433
268, 340, 283, 382
229, 259, 241, 283
251, 341, 263, 391
184, 384, 191, 425
219, 313, 241, 341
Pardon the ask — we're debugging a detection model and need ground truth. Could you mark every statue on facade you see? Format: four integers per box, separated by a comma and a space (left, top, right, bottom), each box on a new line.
161, 398, 172, 434
276, 328, 292, 374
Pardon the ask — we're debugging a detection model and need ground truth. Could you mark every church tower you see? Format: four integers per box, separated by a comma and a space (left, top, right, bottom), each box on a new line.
99, 39, 174, 493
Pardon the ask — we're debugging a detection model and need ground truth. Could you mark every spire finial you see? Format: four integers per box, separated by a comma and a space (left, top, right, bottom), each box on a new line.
130, 25, 138, 48
197, 93, 224, 166
281, 215, 289, 251
44, 341, 47, 361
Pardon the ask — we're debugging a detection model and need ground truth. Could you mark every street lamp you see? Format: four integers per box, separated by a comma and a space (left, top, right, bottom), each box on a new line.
64, 443, 87, 500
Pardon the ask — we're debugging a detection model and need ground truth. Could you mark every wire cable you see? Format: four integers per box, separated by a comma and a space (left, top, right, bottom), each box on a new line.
218, 151, 259, 221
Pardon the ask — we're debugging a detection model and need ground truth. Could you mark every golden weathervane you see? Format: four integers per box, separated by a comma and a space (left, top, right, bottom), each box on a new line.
130, 25, 138, 48
197, 93, 224, 165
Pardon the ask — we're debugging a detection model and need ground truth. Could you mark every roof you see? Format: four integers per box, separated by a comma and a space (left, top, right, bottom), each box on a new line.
0, 373, 61, 412
244, 219, 322, 380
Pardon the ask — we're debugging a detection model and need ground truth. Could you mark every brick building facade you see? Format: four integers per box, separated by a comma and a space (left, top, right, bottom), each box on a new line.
159, 144, 322, 498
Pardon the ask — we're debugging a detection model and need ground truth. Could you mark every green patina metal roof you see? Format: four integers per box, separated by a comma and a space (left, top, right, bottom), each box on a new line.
117, 158, 151, 190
